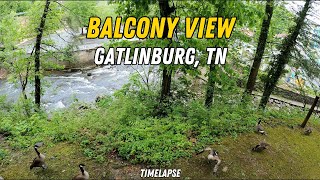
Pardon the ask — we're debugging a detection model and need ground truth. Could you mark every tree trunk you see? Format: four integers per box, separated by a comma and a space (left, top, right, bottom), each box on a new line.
301, 96, 319, 128
21, 60, 32, 101
204, 5, 223, 108
160, 67, 172, 100
244, 0, 274, 95
259, 0, 312, 109
158, 0, 175, 101
205, 64, 216, 107
34, 0, 50, 110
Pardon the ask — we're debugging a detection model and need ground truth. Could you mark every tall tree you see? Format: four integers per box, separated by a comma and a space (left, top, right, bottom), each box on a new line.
158, 0, 175, 102
0, 12, 32, 115
244, 0, 274, 96
259, 0, 312, 109
204, 0, 265, 107
204, 3, 222, 108
204, 63, 216, 107
34, 0, 51, 109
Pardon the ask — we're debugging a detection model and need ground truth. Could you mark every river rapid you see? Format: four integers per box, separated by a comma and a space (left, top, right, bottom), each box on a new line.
0, 65, 151, 111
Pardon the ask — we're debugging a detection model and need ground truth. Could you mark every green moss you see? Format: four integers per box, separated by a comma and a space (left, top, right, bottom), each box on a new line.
2, 118, 320, 179
0, 143, 112, 179
175, 122, 320, 179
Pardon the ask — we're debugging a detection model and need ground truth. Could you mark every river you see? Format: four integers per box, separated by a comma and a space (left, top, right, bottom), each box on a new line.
0, 65, 151, 111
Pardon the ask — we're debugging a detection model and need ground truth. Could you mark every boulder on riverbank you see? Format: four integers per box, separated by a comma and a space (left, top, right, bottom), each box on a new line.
0, 68, 7, 79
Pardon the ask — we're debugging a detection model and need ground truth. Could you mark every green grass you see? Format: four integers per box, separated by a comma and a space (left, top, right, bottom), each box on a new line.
1, 117, 320, 179
176, 121, 320, 179
0, 142, 115, 179
0, 77, 319, 178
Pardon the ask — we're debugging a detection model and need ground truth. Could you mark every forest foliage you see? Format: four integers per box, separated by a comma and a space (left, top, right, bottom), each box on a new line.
0, 0, 320, 165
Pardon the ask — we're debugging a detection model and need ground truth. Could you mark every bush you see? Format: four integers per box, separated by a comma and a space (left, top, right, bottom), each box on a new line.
0, 76, 317, 165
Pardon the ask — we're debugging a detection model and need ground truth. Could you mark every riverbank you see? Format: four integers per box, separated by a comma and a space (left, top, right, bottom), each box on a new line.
1, 65, 318, 113
0, 65, 136, 111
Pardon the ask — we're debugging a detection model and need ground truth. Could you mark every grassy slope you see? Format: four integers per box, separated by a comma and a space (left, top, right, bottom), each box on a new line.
177, 123, 320, 179
1, 119, 320, 179
0, 142, 143, 179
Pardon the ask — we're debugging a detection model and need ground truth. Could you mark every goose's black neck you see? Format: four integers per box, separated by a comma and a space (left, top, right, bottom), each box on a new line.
34, 147, 40, 157
80, 166, 85, 175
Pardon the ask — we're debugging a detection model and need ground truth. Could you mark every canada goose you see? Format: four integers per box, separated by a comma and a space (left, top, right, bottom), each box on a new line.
255, 120, 266, 135
30, 145, 47, 170
304, 127, 312, 135
78, 105, 89, 110
73, 164, 89, 180
205, 147, 221, 175
252, 141, 269, 152
95, 96, 104, 103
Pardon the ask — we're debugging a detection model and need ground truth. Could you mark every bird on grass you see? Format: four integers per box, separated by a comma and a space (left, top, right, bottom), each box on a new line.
205, 147, 221, 175
73, 164, 89, 180
255, 119, 266, 135
252, 141, 269, 152
304, 127, 312, 135
95, 96, 104, 103
30, 144, 47, 170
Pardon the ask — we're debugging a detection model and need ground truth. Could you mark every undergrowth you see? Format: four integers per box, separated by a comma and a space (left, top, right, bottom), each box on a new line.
0, 76, 317, 165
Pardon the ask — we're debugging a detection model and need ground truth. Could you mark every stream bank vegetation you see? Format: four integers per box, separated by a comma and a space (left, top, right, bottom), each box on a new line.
1, 0, 320, 179
0, 75, 317, 165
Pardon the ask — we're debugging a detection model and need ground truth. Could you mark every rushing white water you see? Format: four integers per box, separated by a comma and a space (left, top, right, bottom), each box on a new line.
0, 65, 148, 111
